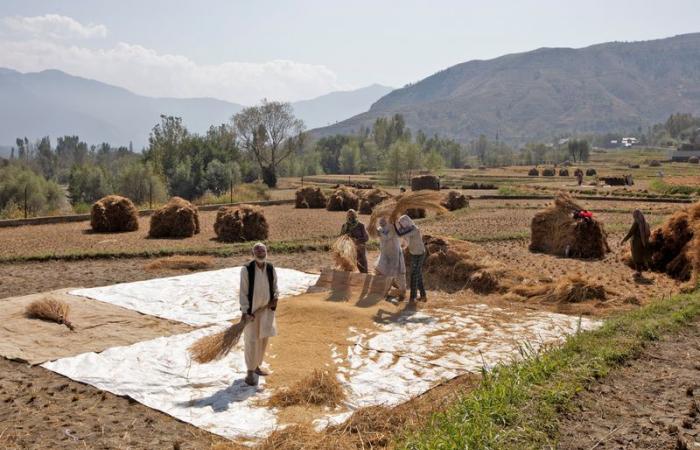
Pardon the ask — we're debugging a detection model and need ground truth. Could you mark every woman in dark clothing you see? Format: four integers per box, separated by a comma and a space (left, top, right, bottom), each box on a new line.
340, 209, 369, 273
621, 209, 651, 276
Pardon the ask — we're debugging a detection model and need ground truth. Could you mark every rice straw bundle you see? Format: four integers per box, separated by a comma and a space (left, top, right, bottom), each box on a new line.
513, 274, 610, 303
189, 304, 270, 364
331, 234, 357, 271
369, 191, 447, 236
25, 298, 75, 331
268, 369, 345, 407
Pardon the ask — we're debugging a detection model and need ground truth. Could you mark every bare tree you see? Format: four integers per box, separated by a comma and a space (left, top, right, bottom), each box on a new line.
233, 100, 305, 187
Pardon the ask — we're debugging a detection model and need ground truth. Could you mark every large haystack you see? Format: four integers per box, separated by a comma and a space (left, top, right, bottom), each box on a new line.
295, 187, 327, 209
585, 168, 597, 176
642, 202, 700, 281
441, 191, 468, 211
90, 195, 139, 232
358, 189, 392, 214
407, 235, 524, 293
148, 197, 200, 238
410, 175, 440, 191
542, 168, 555, 176
528, 168, 539, 176
214, 204, 269, 242
529, 193, 610, 259
326, 187, 360, 211
649, 160, 661, 167
689, 156, 699, 164
559, 168, 570, 176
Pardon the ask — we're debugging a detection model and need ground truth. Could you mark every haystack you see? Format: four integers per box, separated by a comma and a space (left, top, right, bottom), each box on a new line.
600, 176, 626, 186
690, 156, 699, 164
358, 189, 392, 214
512, 274, 609, 303
326, 187, 360, 211
295, 187, 327, 209
410, 175, 440, 191
559, 168, 569, 176
641, 202, 700, 281
268, 369, 345, 407
214, 204, 269, 242
90, 195, 139, 232
573, 168, 584, 177
649, 160, 661, 167
528, 168, 539, 176
529, 193, 610, 259
585, 168, 597, 176
441, 191, 468, 211
542, 168, 555, 176
628, 163, 640, 169
407, 235, 523, 293
148, 197, 200, 238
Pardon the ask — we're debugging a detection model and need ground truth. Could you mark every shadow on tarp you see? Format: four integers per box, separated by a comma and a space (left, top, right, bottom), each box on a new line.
178, 378, 259, 412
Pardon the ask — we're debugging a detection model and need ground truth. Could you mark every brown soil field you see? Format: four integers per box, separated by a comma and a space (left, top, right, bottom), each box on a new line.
557, 319, 700, 449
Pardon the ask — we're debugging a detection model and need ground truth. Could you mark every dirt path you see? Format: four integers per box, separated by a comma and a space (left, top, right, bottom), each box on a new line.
557, 321, 700, 449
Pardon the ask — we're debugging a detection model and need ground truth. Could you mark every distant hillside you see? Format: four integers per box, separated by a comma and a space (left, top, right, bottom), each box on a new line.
292, 84, 393, 128
0, 69, 390, 149
314, 33, 700, 145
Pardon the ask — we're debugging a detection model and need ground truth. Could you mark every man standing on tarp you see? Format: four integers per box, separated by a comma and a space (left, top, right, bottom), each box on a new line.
239, 242, 278, 386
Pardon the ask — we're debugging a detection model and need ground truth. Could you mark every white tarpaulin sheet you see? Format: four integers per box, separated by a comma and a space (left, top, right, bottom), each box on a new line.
43, 302, 599, 442
69, 267, 319, 326
43, 325, 277, 442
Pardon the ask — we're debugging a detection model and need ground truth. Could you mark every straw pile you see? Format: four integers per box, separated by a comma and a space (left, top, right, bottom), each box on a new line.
326, 187, 360, 211
148, 197, 200, 238
586, 168, 597, 176
528, 168, 539, 176
295, 187, 327, 209
407, 235, 522, 293
144, 255, 213, 271
358, 188, 392, 214
512, 274, 609, 303
441, 191, 468, 211
25, 298, 75, 330
542, 168, 555, 176
649, 160, 661, 167
559, 168, 569, 176
690, 156, 699, 164
642, 202, 700, 281
268, 369, 345, 407
574, 168, 583, 177
529, 193, 610, 259
368, 191, 447, 236
601, 176, 628, 186
331, 235, 357, 271
410, 175, 440, 191
90, 195, 139, 232
214, 204, 269, 242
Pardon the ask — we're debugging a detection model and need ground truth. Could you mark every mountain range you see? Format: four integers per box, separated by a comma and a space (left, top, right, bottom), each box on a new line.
314, 33, 700, 145
0, 67, 392, 153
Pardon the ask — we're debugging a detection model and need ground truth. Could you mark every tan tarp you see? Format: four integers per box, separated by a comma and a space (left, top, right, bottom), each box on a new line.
0, 289, 191, 365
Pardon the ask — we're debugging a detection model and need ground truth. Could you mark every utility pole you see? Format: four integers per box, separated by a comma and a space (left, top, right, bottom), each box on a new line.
24, 185, 28, 219
149, 181, 153, 209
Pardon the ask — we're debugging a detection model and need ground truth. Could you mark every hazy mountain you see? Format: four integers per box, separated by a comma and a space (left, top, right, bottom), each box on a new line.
314, 33, 700, 145
292, 84, 393, 128
0, 69, 390, 149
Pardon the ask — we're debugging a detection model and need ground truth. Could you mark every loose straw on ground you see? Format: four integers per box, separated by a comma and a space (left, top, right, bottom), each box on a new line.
268, 369, 345, 407
25, 298, 75, 331
189, 304, 271, 364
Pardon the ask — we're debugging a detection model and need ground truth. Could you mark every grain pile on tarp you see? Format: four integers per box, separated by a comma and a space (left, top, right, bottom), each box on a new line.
214, 204, 269, 242
326, 187, 360, 211
586, 168, 597, 176
528, 168, 539, 176
542, 168, 555, 176
441, 191, 468, 211
148, 196, 200, 238
559, 168, 569, 176
268, 369, 345, 407
368, 191, 447, 236
295, 187, 327, 209
358, 188, 392, 214
640, 201, 700, 281
407, 235, 523, 293
90, 195, 139, 232
512, 274, 610, 304
410, 175, 440, 191
331, 235, 357, 271
529, 193, 610, 259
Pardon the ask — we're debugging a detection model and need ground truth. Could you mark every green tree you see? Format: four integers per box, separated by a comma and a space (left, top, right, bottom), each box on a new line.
403, 141, 422, 181
202, 159, 233, 195
145, 115, 189, 178
68, 164, 112, 204
0, 163, 63, 217
474, 135, 488, 164
385, 141, 404, 186
315, 135, 350, 174
425, 149, 445, 173
339, 142, 361, 174
115, 162, 167, 205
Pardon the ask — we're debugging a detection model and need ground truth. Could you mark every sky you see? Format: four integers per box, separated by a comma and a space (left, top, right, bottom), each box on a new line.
0, 0, 698, 105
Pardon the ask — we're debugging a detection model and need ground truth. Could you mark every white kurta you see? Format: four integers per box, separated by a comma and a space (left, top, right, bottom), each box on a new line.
375, 225, 406, 277
239, 263, 278, 371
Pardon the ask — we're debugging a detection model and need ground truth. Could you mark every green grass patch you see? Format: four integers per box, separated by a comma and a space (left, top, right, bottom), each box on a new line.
403, 290, 700, 450
650, 179, 700, 196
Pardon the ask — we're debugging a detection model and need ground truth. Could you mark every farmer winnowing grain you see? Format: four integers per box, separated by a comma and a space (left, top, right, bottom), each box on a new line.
376, 217, 407, 300
240, 242, 279, 386
341, 209, 369, 273
620, 209, 651, 277
396, 215, 427, 302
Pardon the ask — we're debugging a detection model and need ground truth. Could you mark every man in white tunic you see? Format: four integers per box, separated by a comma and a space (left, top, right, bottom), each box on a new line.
239, 242, 279, 386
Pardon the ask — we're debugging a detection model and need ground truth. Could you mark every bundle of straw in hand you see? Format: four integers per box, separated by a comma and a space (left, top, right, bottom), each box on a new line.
189, 304, 271, 364
369, 190, 448, 236
331, 234, 357, 272
25, 298, 75, 331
